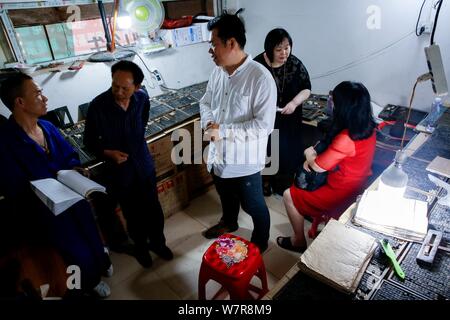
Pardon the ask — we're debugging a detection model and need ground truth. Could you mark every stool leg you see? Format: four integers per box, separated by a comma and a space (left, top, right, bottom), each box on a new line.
211, 285, 228, 300
308, 215, 330, 239
228, 281, 253, 300
198, 264, 208, 300
257, 262, 269, 295
308, 218, 319, 238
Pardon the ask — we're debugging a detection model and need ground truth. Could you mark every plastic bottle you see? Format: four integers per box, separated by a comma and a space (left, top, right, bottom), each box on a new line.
426, 97, 442, 133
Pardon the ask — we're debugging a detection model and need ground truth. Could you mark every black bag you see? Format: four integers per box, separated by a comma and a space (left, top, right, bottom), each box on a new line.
294, 167, 328, 191
293, 140, 328, 191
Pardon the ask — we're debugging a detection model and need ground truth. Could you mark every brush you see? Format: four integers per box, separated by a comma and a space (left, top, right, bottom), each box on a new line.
380, 239, 405, 280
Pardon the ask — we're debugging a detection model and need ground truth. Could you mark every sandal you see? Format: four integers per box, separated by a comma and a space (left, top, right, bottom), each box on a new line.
276, 236, 307, 253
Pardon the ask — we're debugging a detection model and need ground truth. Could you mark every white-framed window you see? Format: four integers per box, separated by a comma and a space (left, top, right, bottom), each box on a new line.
0, 1, 139, 66
0, 0, 215, 67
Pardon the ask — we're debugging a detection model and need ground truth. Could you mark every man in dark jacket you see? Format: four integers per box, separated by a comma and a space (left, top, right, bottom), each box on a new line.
84, 61, 173, 268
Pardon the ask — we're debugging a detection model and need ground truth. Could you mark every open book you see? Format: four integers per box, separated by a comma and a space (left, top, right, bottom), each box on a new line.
298, 219, 377, 294
352, 190, 428, 242
30, 170, 106, 216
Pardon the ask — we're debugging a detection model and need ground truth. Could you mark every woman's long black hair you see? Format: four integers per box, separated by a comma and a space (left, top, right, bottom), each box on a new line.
322, 81, 376, 145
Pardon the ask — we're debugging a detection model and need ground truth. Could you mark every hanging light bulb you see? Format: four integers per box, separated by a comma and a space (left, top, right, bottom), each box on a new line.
117, 14, 132, 29
116, 0, 132, 29
378, 150, 408, 198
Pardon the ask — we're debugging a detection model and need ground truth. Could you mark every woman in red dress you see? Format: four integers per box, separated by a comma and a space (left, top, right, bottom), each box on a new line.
277, 81, 377, 252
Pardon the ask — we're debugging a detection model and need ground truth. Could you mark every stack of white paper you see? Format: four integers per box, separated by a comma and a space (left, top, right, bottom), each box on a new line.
353, 190, 428, 242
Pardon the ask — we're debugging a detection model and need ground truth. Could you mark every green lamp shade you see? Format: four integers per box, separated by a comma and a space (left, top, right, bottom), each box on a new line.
125, 0, 164, 33
135, 6, 149, 22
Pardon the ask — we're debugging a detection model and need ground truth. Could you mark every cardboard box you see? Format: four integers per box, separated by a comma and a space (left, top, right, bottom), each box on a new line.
159, 25, 205, 47
172, 120, 205, 160
185, 163, 213, 200
148, 135, 176, 177
157, 171, 189, 218
194, 22, 210, 42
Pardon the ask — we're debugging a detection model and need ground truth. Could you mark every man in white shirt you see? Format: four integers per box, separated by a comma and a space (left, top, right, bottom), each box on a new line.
200, 13, 277, 252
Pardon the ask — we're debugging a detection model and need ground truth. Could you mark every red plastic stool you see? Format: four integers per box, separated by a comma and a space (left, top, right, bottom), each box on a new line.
198, 234, 268, 300
307, 192, 363, 239
307, 214, 330, 239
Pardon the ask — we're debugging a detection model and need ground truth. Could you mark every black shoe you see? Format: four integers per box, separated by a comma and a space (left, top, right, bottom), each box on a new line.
109, 239, 135, 255
148, 244, 174, 261
202, 221, 239, 239
276, 236, 307, 253
134, 247, 153, 268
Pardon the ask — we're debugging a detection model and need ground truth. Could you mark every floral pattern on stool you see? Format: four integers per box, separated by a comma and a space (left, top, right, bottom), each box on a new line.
215, 235, 248, 268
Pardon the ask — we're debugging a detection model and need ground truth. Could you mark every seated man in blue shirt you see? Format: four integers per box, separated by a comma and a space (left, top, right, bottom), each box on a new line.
84, 60, 173, 268
0, 73, 112, 298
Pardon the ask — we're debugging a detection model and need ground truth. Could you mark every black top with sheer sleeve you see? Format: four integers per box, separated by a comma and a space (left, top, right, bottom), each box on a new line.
254, 53, 311, 111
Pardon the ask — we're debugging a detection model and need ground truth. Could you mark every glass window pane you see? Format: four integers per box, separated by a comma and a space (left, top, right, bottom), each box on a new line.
68, 19, 107, 55
15, 26, 52, 64
47, 19, 139, 57
15, 19, 140, 64
46, 23, 75, 60
0, 20, 15, 67
115, 29, 139, 47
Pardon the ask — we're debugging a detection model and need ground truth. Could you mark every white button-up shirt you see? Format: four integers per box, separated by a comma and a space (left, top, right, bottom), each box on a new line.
200, 55, 277, 178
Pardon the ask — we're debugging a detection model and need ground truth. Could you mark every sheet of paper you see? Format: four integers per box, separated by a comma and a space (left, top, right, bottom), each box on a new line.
353, 190, 428, 242
57, 170, 106, 197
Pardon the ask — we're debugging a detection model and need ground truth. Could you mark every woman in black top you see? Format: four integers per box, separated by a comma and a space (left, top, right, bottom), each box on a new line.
254, 28, 311, 195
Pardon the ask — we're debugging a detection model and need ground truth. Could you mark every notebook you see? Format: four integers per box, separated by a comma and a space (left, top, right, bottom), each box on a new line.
298, 219, 377, 294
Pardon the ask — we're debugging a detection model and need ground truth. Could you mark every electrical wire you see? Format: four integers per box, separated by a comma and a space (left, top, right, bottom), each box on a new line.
115, 43, 173, 90
311, 30, 415, 80
126, 48, 157, 89
160, 84, 179, 92
415, 0, 427, 36
430, 0, 443, 45
103, 1, 166, 91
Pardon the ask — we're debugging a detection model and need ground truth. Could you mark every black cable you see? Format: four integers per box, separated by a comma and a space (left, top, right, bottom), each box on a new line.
235, 8, 244, 16
415, 0, 427, 36
430, 0, 443, 45
98, 0, 112, 51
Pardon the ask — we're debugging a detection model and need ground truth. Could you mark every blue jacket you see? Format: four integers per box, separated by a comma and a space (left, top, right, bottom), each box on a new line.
0, 117, 81, 247
0, 117, 80, 199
